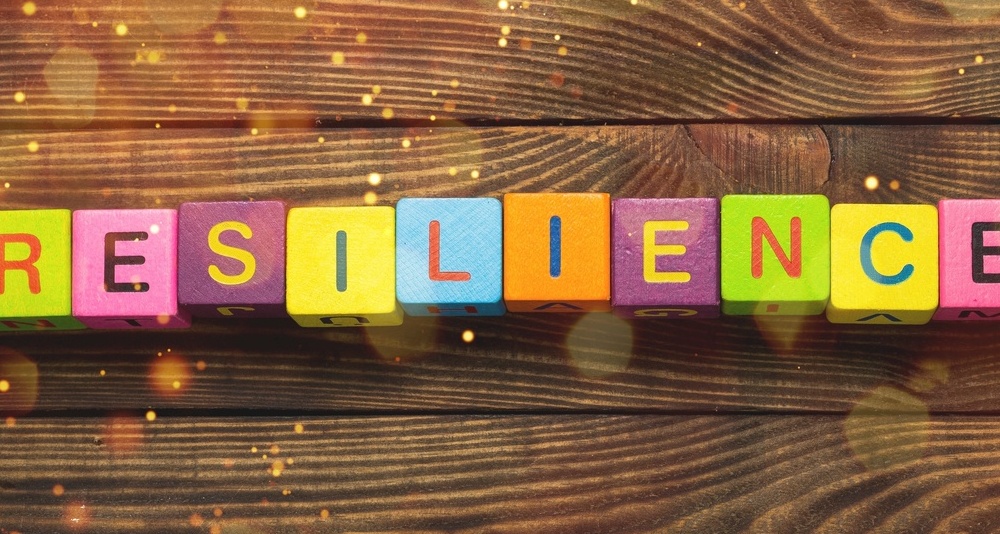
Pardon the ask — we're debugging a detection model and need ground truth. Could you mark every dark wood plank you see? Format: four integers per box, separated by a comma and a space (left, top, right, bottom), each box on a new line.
1, 124, 1000, 414
5, 1, 1000, 123
2, 414, 999, 533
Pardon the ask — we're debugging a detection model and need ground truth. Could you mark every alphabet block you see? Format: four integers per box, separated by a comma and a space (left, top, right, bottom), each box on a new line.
934, 199, 1000, 320
827, 204, 938, 324
178, 201, 286, 318
396, 198, 505, 316
720, 195, 830, 315
503, 193, 610, 312
286, 206, 403, 327
611, 198, 720, 318
72, 209, 190, 329
0, 209, 84, 331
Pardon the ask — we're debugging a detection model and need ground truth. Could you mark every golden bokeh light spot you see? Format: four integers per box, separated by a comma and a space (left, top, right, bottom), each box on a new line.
155, 123, 161, 128
53, 484, 65, 496
498, 37, 508, 47
368, 172, 382, 186
364, 191, 377, 205
382, 107, 394, 119
251, 446, 258, 453
250, 127, 259, 135
294, 423, 304, 433
501, 25, 511, 35
115, 23, 129, 37
566, 313, 634, 378
372, 85, 382, 95
320, 509, 330, 519
214, 32, 228, 45
356, 32, 367, 44
5, 416, 14, 427
448, 167, 458, 176
150, 354, 191, 397
332, 51, 345, 65
189, 513, 204, 527
959, 67, 966, 75
976, 55, 985, 64
213, 507, 223, 517
889, 179, 900, 191
63, 501, 90, 528
99, 369, 106, 376
145, 410, 156, 422
22, 1, 36, 15
0, 379, 9, 393
27, 141, 39, 153
271, 460, 285, 477
147, 50, 162, 64
270, 444, 280, 455
294, 6, 307, 18
361, 94, 373, 105
554, 34, 561, 41
282, 488, 291, 495
844, 386, 930, 471
0, 349, 38, 415
739, 1, 747, 9
317, 136, 325, 143
236, 97, 250, 111
431, 89, 439, 97
210, 525, 221, 534
168, 104, 177, 113
450, 79, 460, 88
13, 91, 25, 104
498, 0, 509, 8
402, 139, 411, 148
3, 183, 9, 189
864, 175, 879, 190
470, 170, 480, 179
462, 329, 475, 343
443, 100, 457, 112
558, 46, 568, 56
631, 0, 638, 4
429, 114, 436, 121
196, 360, 206, 371
146, 0, 222, 34
172, 380, 181, 389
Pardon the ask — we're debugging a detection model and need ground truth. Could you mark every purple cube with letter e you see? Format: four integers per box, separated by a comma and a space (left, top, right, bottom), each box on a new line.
178, 201, 287, 318
611, 198, 720, 318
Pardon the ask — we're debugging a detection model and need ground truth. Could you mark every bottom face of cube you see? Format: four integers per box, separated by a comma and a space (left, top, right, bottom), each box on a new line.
0, 316, 86, 332
400, 300, 506, 317
289, 305, 404, 327
722, 298, 827, 316
75, 311, 191, 329
933, 307, 1000, 321
825, 304, 934, 325
505, 299, 611, 313
612, 305, 720, 319
183, 303, 288, 318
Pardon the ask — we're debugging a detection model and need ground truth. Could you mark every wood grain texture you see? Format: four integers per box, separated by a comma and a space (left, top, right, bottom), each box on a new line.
0, 125, 996, 413
2, 414, 999, 533
5, 1, 1000, 123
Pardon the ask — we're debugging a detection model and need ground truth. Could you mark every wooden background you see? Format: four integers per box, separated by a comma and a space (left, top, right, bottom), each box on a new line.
3, 1, 1000, 532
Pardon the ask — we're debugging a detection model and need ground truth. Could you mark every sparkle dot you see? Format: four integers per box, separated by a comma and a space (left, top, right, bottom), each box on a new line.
115, 23, 128, 37
431, 89, 439, 96
864, 175, 879, 190
235, 97, 249, 111
294, 423, 304, 433
22, 2, 36, 15
317, 136, 325, 143
149, 224, 160, 234
13, 91, 25, 104
270, 444, 280, 455
554, 34, 561, 41
213, 507, 223, 517
250, 128, 259, 135
976, 55, 985, 64
320, 509, 330, 519
889, 179, 900, 191
27, 141, 39, 153
450, 79, 460, 88
92, 21, 98, 27
294, 6, 307, 18
356, 32, 367, 44
739, 1, 747, 8
498, 37, 508, 47
372, 85, 382, 95
471, 170, 480, 179
155, 123, 161, 129
501, 25, 511, 36
172, 380, 181, 389
382, 107, 394, 119
196, 360, 206, 371
53, 484, 64, 496
462, 330, 475, 343
168, 104, 177, 113
697, 41, 703, 47
189, 513, 204, 527
4, 417, 14, 427
3, 183, 9, 189
368, 172, 382, 186
558, 46, 568, 56
0, 380, 9, 393
214, 32, 228, 45
631, 0, 638, 4
145, 410, 156, 422
401, 139, 411, 148
498, 0, 509, 8
361, 94, 373, 105
251, 446, 258, 453
364, 191, 377, 205
99, 369, 106, 376
331, 51, 345, 65
448, 167, 458, 176
959, 68, 966, 75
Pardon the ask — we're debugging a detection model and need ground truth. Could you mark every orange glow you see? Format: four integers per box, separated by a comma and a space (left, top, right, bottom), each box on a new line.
149, 355, 191, 397
101, 415, 145, 456
0, 348, 38, 416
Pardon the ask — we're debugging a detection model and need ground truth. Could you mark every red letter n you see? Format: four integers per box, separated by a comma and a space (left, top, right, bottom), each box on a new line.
0, 234, 41, 294
751, 217, 801, 279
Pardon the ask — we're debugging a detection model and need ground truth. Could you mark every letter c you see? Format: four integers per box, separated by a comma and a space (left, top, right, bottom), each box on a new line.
860, 222, 914, 285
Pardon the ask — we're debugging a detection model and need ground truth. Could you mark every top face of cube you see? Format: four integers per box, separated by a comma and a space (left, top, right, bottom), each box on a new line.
720, 195, 831, 312
611, 198, 719, 308
177, 201, 286, 307
395, 197, 503, 310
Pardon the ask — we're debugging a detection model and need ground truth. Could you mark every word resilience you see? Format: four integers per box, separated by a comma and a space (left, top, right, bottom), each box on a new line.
0, 194, 993, 331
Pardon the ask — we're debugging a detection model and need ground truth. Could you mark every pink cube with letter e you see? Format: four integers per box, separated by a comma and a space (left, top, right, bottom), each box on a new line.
72, 209, 190, 329
935, 199, 1000, 320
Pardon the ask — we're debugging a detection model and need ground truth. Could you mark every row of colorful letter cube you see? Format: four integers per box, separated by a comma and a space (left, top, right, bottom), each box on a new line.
1, 195, 997, 331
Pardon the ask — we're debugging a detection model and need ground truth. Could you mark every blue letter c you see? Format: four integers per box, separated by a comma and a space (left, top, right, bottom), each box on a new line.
860, 222, 914, 285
